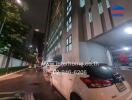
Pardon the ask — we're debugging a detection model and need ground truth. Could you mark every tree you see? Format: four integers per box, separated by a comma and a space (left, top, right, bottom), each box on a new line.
0, 1, 29, 69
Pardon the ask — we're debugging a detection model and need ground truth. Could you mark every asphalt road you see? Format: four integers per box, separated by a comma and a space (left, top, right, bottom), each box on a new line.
0, 68, 65, 100
117, 69, 132, 86
0, 68, 132, 100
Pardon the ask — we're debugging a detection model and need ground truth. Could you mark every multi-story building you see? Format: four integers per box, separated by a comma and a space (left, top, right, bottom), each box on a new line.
44, 0, 132, 65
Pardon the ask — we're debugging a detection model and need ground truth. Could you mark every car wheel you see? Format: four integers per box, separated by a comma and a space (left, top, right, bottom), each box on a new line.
70, 93, 82, 100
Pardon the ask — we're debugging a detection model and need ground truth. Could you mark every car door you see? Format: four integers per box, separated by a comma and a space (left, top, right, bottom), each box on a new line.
60, 65, 76, 99
52, 66, 62, 92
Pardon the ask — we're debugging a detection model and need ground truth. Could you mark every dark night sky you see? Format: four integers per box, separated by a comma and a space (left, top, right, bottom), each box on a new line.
20, 0, 49, 57
22, 0, 49, 32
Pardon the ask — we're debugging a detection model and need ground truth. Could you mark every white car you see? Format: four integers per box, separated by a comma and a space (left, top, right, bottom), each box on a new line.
50, 64, 132, 100
43, 61, 60, 74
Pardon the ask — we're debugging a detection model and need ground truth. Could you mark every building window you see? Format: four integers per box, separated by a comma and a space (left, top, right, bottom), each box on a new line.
67, 0, 72, 16
98, 1, 103, 14
80, 0, 85, 7
88, 11, 93, 23
66, 0, 72, 33
59, 30, 62, 36
105, 0, 114, 27
58, 42, 61, 49
67, 0, 69, 3
66, 16, 72, 32
106, 0, 110, 8
88, 9, 94, 37
66, 35, 72, 52
97, 0, 106, 32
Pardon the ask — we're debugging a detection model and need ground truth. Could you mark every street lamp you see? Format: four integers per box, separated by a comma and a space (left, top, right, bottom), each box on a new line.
0, 17, 6, 34
34, 29, 40, 32
16, 0, 22, 5
29, 45, 33, 48
124, 27, 132, 34
122, 47, 130, 51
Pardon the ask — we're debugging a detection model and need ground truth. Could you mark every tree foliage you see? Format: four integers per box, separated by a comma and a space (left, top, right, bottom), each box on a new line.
0, 1, 36, 65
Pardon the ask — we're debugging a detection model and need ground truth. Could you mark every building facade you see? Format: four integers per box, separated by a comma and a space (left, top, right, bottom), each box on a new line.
45, 0, 132, 64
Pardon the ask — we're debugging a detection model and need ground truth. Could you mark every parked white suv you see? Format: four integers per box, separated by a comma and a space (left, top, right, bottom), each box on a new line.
50, 64, 132, 100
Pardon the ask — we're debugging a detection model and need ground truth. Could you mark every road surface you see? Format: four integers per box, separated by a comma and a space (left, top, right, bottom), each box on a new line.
118, 69, 132, 86
0, 68, 65, 100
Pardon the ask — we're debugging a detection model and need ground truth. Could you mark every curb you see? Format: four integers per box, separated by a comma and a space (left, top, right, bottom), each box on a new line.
0, 68, 28, 79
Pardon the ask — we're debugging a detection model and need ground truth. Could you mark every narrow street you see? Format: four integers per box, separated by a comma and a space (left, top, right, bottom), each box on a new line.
0, 69, 65, 100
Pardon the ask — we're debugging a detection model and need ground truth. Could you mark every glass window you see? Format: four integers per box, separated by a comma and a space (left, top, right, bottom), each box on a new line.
69, 1, 71, 7
106, 0, 110, 8
98, 2, 103, 14
67, 0, 72, 16
67, 0, 69, 3
89, 12, 93, 23
66, 38, 69, 45
69, 35, 72, 43
69, 23, 72, 30
69, 16, 71, 23
66, 35, 72, 52
80, 0, 85, 7
60, 31, 62, 36
66, 16, 72, 32
69, 44, 72, 51
58, 43, 61, 49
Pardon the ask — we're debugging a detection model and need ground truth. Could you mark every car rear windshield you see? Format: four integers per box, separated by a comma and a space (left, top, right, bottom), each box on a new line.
84, 65, 114, 80
57, 64, 114, 79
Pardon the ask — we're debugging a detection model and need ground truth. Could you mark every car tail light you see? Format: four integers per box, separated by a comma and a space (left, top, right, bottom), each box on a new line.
80, 77, 113, 88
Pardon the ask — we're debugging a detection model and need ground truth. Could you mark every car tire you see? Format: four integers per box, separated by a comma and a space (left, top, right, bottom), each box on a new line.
70, 93, 82, 100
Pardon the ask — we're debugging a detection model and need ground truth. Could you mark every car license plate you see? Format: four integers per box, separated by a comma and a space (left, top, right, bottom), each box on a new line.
116, 82, 126, 92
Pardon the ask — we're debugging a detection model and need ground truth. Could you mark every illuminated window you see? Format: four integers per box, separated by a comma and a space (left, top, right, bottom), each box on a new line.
60, 31, 62, 36
66, 0, 72, 32
66, 35, 72, 52
67, 0, 69, 3
105, 0, 114, 27
97, 0, 106, 32
98, 2, 103, 14
80, 0, 85, 7
58, 42, 61, 49
67, 1, 72, 16
106, 0, 110, 8
88, 12, 93, 23
66, 16, 72, 32
89, 9, 94, 37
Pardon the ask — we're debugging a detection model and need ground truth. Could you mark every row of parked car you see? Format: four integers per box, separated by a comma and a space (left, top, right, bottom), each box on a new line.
43, 61, 132, 100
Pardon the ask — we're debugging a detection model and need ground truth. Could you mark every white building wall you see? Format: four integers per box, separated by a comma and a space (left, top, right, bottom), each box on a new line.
0, 54, 27, 68
79, 42, 113, 66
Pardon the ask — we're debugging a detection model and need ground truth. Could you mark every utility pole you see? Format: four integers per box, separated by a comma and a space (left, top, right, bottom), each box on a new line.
0, 17, 6, 34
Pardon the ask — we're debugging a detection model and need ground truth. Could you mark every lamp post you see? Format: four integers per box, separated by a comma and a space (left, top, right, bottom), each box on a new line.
0, 17, 6, 34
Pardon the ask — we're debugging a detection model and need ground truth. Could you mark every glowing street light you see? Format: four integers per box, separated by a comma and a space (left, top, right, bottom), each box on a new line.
34, 29, 40, 32
16, 0, 22, 5
29, 45, 33, 48
124, 27, 132, 34
122, 47, 130, 51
